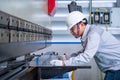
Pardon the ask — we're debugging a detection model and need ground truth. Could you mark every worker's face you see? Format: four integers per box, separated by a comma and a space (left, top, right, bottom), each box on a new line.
70, 23, 81, 38
70, 22, 85, 38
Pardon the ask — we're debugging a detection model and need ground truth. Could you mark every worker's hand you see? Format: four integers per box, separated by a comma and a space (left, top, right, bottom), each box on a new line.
50, 60, 65, 66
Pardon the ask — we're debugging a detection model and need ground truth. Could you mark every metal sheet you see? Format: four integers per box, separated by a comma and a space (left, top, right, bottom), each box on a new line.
29, 52, 91, 79
0, 41, 46, 62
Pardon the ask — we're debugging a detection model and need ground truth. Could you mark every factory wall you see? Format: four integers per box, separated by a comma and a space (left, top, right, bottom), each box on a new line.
0, 0, 120, 80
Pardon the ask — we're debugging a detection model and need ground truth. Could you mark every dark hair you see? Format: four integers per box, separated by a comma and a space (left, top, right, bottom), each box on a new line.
82, 18, 88, 25
77, 18, 88, 26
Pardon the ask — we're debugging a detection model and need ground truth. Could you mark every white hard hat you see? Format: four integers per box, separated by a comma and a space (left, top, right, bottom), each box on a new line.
66, 11, 86, 29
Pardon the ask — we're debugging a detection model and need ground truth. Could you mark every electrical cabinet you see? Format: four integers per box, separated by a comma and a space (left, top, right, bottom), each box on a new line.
110, 8, 120, 27
91, 11, 110, 24
103, 12, 110, 24
94, 12, 100, 24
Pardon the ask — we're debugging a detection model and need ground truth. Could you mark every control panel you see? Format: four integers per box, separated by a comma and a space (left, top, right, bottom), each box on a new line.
90, 8, 110, 25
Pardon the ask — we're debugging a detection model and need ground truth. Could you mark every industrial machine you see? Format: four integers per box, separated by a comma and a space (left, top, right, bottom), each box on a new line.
0, 10, 91, 80
0, 10, 52, 80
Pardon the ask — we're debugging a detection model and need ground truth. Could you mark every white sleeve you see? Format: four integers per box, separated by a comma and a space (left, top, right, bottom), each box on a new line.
64, 32, 100, 66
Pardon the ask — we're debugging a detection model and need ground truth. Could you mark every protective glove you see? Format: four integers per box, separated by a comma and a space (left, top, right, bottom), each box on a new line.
50, 60, 65, 66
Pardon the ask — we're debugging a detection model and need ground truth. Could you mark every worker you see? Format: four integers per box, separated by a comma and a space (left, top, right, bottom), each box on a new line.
50, 11, 120, 80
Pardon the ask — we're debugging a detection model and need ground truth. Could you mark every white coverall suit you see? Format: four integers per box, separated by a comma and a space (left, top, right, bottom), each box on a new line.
64, 25, 120, 72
